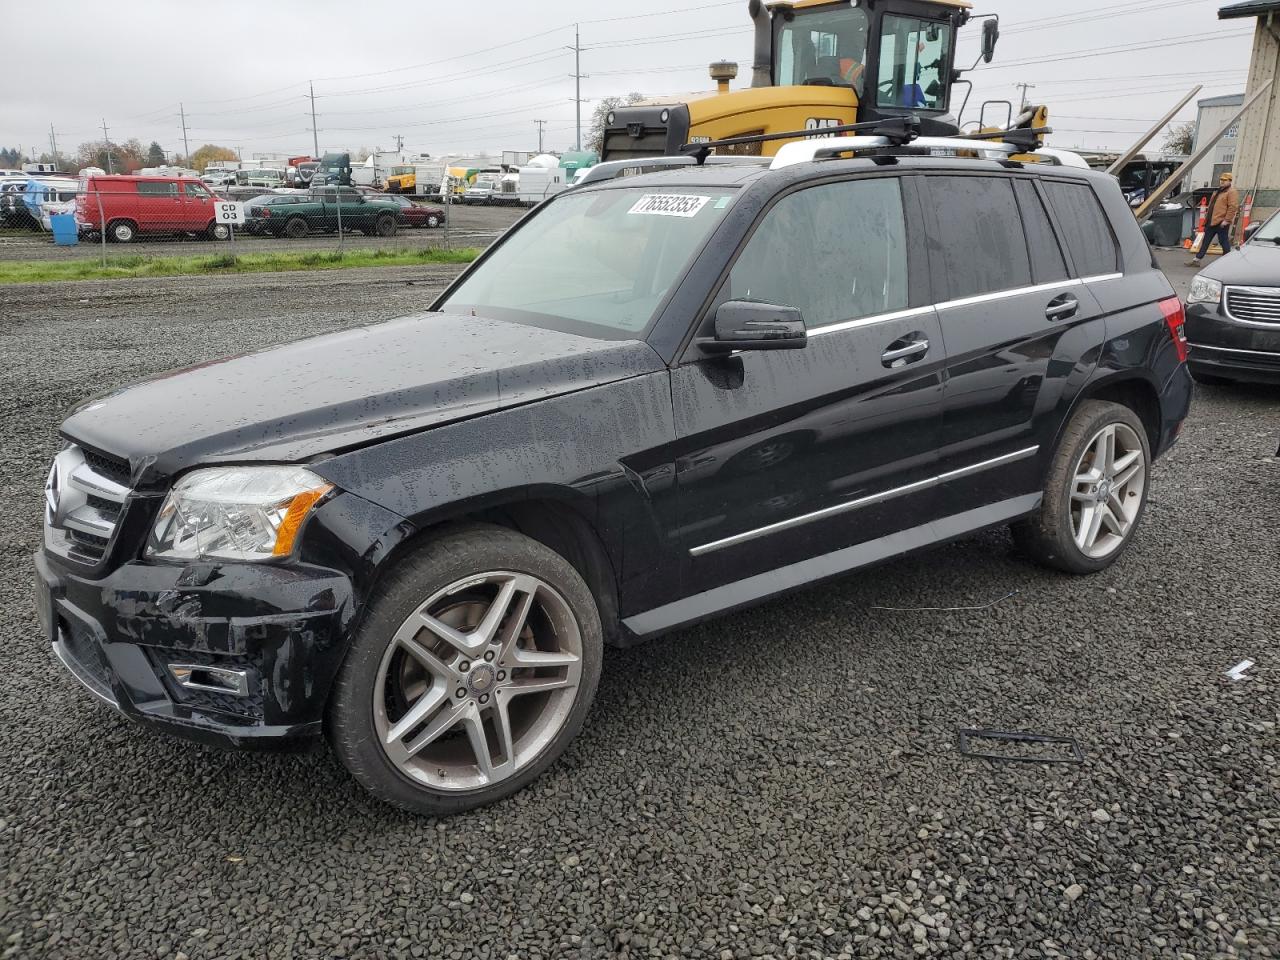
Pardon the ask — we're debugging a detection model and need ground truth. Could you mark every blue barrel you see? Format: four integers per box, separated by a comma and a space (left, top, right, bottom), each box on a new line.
50, 213, 79, 246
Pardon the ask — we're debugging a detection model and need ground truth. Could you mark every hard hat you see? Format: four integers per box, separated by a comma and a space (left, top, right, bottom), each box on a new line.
1220, 172, 1233, 181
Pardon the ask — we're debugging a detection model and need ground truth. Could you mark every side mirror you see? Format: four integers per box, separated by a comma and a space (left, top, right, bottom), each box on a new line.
981, 19, 999, 64
701, 300, 807, 353
1245, 221, 1262, 242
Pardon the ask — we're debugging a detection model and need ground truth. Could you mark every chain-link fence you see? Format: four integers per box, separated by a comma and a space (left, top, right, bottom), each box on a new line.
0, 171, 528, 266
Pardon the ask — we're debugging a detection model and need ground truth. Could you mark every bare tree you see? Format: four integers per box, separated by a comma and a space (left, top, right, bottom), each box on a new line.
1162, 120, 1195, 156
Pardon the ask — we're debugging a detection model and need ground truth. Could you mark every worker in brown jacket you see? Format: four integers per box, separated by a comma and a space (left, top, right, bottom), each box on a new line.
1188, 171, 1240, 266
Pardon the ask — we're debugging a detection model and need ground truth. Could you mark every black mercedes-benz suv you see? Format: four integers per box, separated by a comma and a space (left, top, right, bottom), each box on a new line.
34, 135, 1193, 815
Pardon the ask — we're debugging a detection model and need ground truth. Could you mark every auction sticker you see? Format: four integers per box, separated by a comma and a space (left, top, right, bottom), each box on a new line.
628, 194, 710, 217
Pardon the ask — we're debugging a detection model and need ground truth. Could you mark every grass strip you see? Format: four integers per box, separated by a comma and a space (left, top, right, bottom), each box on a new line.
0, 246, 480, 284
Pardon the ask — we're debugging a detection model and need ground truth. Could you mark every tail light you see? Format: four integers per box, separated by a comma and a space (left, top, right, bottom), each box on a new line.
261, 208, 271, 218
1159, 296, 1188, 363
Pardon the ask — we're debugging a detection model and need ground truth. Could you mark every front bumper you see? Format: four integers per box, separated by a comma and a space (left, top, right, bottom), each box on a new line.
1185, 300, 1280, 385
34, 548, 355, 750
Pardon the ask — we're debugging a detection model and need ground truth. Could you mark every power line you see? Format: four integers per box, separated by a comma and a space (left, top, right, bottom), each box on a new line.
982, 29, 1251, 70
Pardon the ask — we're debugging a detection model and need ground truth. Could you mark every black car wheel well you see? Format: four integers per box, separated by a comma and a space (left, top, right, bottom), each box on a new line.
379, 499, 623, 646
1072, 376, 1162, 453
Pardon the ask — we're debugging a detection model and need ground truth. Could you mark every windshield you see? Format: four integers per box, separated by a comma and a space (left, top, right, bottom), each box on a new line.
441, 185, 734, 338
1250, 212, 1280, 243
392, 166, 414, 175
776, 5, 870, 94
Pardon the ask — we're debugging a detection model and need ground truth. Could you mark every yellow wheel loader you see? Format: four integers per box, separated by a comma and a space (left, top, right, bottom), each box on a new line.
601, 0, 1013, 161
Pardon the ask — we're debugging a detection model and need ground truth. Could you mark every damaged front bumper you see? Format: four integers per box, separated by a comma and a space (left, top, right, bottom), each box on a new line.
34, 548, 356, 750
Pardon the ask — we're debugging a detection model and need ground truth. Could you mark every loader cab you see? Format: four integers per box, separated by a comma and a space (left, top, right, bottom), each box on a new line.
772, 0, 960, 121
600, 0, 977, 162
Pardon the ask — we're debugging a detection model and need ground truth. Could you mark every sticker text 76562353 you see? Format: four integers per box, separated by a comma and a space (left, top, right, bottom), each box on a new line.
628, 194, 710, 218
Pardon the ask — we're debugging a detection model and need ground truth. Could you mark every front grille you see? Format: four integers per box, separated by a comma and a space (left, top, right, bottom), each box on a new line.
82, 448, 131, 486
1225, 286, 1280, 326
44, 445, 132, 565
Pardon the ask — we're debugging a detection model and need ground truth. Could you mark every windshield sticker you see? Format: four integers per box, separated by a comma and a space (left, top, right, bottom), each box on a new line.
714, 196, 731, 209
628, 194, 710, 218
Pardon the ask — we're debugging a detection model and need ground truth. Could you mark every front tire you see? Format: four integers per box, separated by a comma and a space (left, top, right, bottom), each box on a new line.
327, 525, 603, 816
208, 222, 231, 241
375, 214, 397, 237
1013, 400, 1151, 574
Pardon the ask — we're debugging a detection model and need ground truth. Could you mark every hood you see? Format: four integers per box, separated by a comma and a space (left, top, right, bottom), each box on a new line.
62, 312, 662, 486
1200, 240, 1280, 285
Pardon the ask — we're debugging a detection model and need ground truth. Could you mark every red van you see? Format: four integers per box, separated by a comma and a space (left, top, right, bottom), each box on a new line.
76, 174, 231, 242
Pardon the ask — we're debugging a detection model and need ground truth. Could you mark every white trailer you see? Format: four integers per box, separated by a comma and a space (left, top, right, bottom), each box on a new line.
517, 154, 569, 205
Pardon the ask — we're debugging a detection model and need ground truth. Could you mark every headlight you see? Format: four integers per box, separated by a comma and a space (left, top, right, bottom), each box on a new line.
147, 466, 333, 562
1187, 275, 1222, 305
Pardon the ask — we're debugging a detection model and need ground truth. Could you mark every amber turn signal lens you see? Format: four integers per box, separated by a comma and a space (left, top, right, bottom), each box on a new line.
272, 485, 334, 556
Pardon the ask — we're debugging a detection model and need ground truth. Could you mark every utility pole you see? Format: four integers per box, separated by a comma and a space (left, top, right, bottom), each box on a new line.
570, 24, 584, 151
535, 120, 547, 153
309, 82, 320, 157
179, 103, 191, 165
49, 124, 59, 170
101, 119, 113, 174
394, 134, 403, 153
1015, 82, 1036, 112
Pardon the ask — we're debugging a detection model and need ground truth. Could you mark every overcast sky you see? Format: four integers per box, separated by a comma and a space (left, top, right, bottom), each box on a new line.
3, 0, 1255, 162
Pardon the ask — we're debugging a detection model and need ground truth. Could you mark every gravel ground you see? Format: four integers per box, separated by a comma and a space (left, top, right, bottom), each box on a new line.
0, 204, 526, 261
1, 254, 1277, 959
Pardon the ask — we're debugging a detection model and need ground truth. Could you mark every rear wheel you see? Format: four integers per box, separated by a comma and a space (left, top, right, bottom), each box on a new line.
327, 525, 603, 816
375, 214, 397, 237
1012, 400, 1151, 574
108, 220, 136, 243
283, 217, 308, 239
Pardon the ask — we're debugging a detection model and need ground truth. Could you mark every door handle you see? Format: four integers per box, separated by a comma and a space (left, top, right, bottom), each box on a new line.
1045, 293, 1079, 321
881, 337, 930, 367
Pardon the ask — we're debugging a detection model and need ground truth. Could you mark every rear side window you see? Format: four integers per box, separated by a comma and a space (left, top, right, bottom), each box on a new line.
136, 181, 177, 197
724, 177, 909, 327
1042, 180, 1120, 278
1013, 180, 1069, 284
925, 176, 1031, 300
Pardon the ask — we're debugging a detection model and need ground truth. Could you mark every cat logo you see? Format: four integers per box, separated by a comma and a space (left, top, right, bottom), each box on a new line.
805, 118, 842, 139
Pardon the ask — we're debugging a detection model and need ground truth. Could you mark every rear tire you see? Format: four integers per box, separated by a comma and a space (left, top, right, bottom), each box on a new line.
284, 217, 308, 239
108, 220, 136, 243
375, 214, 397, 237
1012, 400, 1151, 574
327, 525, 603, 816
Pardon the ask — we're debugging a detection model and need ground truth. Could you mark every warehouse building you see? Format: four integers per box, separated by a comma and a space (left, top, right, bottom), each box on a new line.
1219, 0, 1280, 219
1187, 93, 1244, 189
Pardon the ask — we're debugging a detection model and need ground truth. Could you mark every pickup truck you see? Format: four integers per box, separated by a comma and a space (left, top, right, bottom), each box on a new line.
253, 186, 401, 238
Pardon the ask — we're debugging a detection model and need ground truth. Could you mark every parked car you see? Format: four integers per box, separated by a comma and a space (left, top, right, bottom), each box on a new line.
0, 179, 33, 228
256, 186, 400, 238
461, 180, 496, 205
377, 194, 446, 228
34, 138, 1191, 815
242, 193, 310, 235
1184, 210, 1280, 385
76, 174, 230, 242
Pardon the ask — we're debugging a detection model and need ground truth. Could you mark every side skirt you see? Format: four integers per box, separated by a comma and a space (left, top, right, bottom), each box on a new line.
622, 493, 1042, 638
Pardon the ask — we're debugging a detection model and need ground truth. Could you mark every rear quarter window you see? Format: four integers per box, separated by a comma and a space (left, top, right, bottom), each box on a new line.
1042, 180, 1120, 278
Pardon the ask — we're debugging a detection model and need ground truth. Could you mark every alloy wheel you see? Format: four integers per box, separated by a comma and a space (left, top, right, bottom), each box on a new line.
373, 571, 583, 792
1070, 422, 1146, 559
